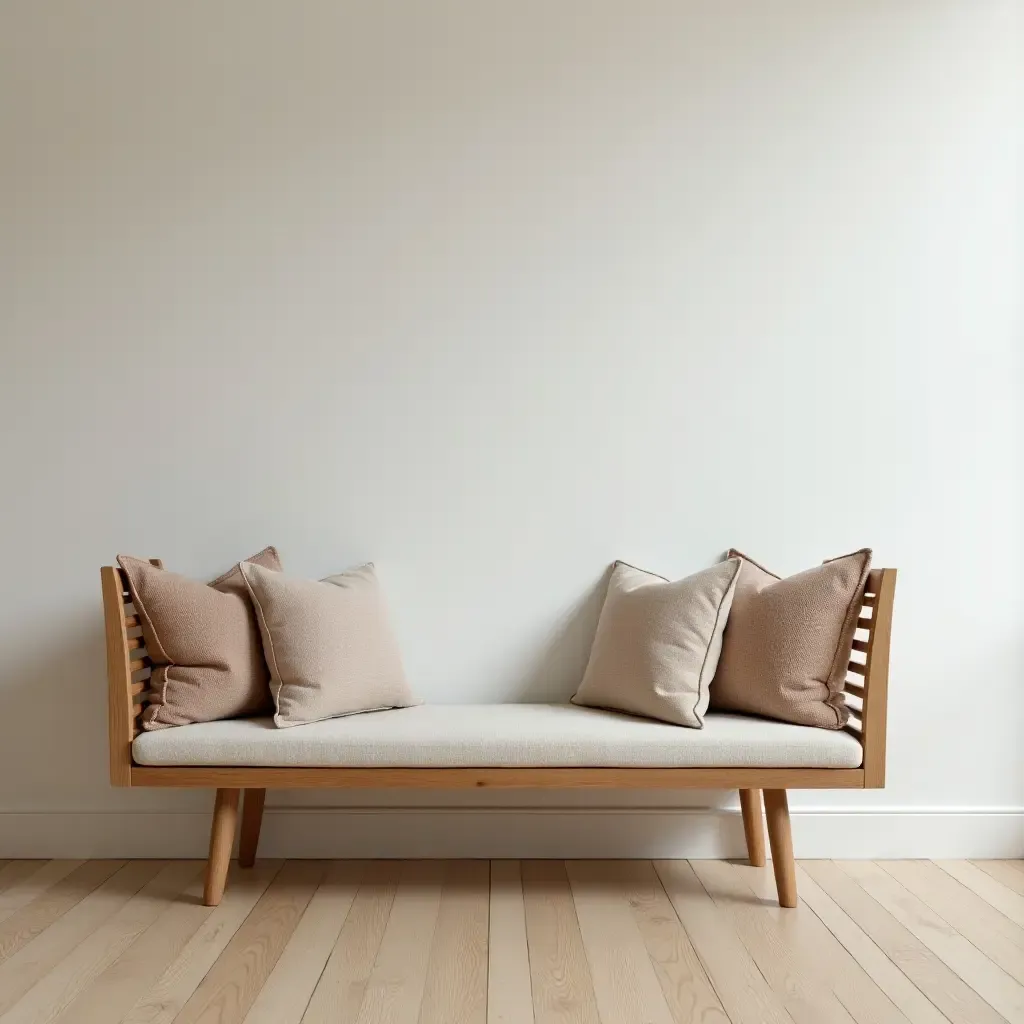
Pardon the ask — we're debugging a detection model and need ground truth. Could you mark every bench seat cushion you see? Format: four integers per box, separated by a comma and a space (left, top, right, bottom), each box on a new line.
131, 704, 862, 769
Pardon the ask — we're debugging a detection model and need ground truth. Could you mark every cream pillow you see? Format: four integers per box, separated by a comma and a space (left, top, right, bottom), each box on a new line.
240, 561, 418, 727
572, 559, 741, 728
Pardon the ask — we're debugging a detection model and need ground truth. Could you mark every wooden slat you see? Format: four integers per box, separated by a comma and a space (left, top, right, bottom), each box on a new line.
862, 595, 876, 606
857, 616, 872, 630
866, 569, 882, 592
522, 860, 600, 1024
861, 568, 896, 787
487, 862, 535, 1024
847, 661, 866, 675
851, 639, 869, 654
128, 766, 868, 790
101, 567, 134, 788
126, 637, 143, 651
129, 658, 149, 674
124, 617, 140, 629
845, 681, 865, 698
129, 682, 147, 698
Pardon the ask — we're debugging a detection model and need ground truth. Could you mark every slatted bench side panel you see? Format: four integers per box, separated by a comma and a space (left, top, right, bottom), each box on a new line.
843, 567, 897, 788
101, 560, 161, 786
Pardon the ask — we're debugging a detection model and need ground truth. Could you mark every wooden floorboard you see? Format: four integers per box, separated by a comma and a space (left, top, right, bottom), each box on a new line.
0, 859, 1017, 1023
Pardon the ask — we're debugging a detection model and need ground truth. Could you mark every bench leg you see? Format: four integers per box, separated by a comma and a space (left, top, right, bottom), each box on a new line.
764, 788, 797, 908
239, 788, 266, 869
739, 788, 765, 867
203, 788, 240, 907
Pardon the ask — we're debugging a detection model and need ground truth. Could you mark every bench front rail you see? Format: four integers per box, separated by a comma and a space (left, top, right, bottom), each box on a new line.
101, 562, 896, 907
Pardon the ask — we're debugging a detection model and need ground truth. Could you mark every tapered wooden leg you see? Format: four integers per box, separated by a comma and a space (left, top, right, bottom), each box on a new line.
238, 788, 266, 869
739, 788, 766, 867
203, 788, 240, 907
763, 788, 797, 908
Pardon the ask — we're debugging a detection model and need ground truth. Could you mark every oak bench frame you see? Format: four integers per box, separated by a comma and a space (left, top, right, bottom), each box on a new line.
102, 562, 896, 909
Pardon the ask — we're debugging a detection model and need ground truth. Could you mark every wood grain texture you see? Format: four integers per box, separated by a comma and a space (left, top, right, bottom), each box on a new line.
691, 860, 855, 1024
238, 790, 266, 870
0, 863, 83, 926
203, 789, 240, 907
418, 861, 489, 1024
0, 857, 1015, 1024
653, 860, 795, 1024
243, 861, 363, 1024
101, 565, 135, 782
972, 860, 1024, 896
802, 861, 1005, 1024
0, 860, 164, 1016
2, 861, 200, 1024
129, 765, 868, 789
354, 860, 445, 1024
121, 861, 283, 1024
739, 790, 765, 867
763, 789, 796, 908
935, 860, 1024, 927
0, 861, 124, 966
521, 860, 600, 1024
795, 866, 948, 1024
173, 860, 323, 1024
53, 872, 213, 1024
300, 861, 400, 1024
838, 860, 1024, 1023
566, 861, 676, 1024
615, 860, 728, 1024
730, 860, 912, 1024
487, 861, 535, 1024
881, 860, 1024, 986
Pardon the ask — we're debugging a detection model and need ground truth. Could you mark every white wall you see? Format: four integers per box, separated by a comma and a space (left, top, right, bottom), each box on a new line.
1, 0, 1021, 857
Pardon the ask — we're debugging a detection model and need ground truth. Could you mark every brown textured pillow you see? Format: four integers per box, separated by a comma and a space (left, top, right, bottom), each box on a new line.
117, 547, 282, 730
709, 548, 871, 729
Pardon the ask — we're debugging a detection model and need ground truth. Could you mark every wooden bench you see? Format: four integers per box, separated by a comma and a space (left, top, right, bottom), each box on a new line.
102, 562, 896, 908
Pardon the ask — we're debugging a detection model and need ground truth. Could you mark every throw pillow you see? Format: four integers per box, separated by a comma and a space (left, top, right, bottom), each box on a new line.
117, 546, 282, 730
240, 561, 418, 727
710, 548, 872, 728
571, 559, 742, 728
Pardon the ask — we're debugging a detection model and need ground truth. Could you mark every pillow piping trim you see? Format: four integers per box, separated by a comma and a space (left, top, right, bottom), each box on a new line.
694, 557, 742, 729
238, 562, 287, 729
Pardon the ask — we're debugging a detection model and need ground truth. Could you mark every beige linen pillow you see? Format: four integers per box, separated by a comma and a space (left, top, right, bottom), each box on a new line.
117, 546, 282, 730
240, 561, 418, 727
710, 548, 871, 728
571, 559, 742, 729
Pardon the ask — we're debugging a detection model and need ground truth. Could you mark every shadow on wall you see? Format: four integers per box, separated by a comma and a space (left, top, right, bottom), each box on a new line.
514, 563, 612, 703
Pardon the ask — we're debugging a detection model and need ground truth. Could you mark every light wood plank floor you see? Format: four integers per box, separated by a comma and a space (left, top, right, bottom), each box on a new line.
0, 859, 1020, 1024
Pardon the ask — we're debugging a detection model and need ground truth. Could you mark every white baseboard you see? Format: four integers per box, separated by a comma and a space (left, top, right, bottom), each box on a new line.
1, 807, 1020, 859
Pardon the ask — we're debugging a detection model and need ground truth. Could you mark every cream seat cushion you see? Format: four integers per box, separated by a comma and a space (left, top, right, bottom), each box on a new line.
132, 704, 862, 768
